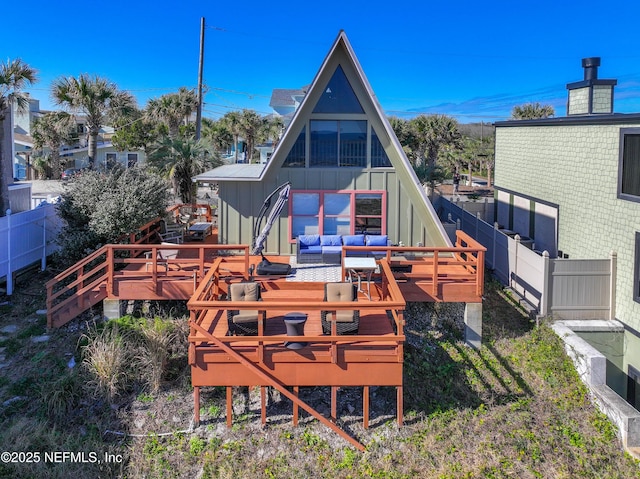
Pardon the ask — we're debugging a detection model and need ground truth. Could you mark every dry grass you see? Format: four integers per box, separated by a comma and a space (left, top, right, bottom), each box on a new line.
82, 324, 132, 402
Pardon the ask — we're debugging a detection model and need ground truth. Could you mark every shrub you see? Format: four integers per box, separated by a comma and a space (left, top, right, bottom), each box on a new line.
55, 166, 170, 265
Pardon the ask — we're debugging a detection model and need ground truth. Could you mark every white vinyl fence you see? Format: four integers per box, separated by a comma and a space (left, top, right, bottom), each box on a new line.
0, 204, 63, 295
437, 195, 615, 320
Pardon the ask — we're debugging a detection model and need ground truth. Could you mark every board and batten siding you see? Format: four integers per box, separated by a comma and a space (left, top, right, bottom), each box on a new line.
217, 167, 446, 255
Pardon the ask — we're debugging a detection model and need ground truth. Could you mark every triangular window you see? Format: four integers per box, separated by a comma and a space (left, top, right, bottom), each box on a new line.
313, 65, 364, 114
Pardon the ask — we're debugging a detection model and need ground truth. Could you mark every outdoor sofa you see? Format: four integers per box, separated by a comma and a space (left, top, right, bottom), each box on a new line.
296, 234, 390, 264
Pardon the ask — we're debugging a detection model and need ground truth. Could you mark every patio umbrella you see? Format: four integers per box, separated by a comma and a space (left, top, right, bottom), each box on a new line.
252, 182, 291, 256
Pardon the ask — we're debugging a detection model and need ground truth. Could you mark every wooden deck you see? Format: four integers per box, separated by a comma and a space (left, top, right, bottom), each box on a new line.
45, 228, 485, 451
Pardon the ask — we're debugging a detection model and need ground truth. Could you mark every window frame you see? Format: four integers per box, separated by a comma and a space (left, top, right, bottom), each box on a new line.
618, 128, 640, 203
635, 232, 640, 304
288, 190, 386, 241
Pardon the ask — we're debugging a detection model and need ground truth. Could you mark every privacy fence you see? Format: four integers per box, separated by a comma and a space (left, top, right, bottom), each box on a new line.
0, 204, 63, 295
436, 194, 615, 320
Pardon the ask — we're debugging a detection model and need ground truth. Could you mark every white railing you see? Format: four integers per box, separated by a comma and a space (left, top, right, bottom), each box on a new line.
0, 204, 62, 295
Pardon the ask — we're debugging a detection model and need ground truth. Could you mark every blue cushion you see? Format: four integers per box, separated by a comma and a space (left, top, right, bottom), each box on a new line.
320, 235, 342, 246
303, 245, 322, 254
322, 246, 342, 254
298, 234, 320, 247
366, 235, 388, 247
343, 234, 365, 246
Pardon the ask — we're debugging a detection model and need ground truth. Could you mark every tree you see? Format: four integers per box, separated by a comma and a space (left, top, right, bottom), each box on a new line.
201, 117, 233, 152
260, 115, 285, 151
55, 167, 170, 265
409, 114, 461, 169
111, 108, 163, 154
51, 74, 136, 169
389, 116, 418, 162
145, 87, 197, 139
220, 111, 242, 162
238, 109, 265, 163
31, 111, 76, 179
0, 58, 37, 215
147, 137, 222, 204
511, 102, 555, 120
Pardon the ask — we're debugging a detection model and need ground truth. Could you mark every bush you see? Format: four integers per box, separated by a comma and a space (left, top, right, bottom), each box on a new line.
55, 166, 170, 265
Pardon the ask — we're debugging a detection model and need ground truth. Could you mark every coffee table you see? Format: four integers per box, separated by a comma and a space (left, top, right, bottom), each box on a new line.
188, 222, 213, 241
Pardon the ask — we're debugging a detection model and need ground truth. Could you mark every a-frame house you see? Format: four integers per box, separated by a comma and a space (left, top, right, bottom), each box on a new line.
196, 31, 450, 252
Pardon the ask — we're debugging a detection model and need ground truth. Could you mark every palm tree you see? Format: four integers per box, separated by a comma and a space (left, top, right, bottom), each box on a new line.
31, 111, 76, 179
220, 111, 242, 162
147, 137, 222, 204
201, 117, 233, 152
51, 74, 136, 169
0, 59, 37, 215
238, 109, 265, 163
511, 102, 555, 120
409, 114, 461, 169
145, 87, 197, 139
260, 115, 285, 150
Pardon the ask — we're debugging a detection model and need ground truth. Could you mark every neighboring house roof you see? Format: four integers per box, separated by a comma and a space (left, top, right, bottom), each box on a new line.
195, 164, 264, 181
269, 87, 308, 109
494, 112, 640, 128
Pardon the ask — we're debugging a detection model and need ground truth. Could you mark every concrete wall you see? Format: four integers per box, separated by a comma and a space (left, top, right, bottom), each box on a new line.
495, 122, 640, 333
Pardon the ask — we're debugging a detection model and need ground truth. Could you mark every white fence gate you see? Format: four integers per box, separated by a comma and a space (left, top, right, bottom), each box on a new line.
0, 205, 62, 295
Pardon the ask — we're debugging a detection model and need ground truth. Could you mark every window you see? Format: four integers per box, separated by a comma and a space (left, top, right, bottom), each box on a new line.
291, 193, 320, 236
371, 128, 392, 167
619, 130, 640, 201
310, 120, 366, 167
290, 190, 385, 239
127, 153, 138, 168
283, 127, 306, 167
313, 65, 363, 114
355, 194, 383, 234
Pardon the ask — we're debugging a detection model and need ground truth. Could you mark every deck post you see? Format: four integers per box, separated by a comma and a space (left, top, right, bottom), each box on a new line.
464, 302, 483, 349
261, 386, 267, 425
363, 386, 369, 429
194, 386, 200, 427
293, 386, 299, 426
397, 386, 403, 427
331, 386, 337, 422
226, 387, 233, 428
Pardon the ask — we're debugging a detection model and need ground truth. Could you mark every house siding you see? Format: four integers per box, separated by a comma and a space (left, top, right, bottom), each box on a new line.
218, 167, 442, 254
495, 122, 640, 332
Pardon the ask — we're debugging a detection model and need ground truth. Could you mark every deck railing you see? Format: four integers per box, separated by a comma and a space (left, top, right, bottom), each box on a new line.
46, 244, 249, 328
341, 230, 486, 299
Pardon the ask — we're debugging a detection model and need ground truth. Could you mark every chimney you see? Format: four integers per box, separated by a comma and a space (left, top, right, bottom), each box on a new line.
566, 57, 616, 116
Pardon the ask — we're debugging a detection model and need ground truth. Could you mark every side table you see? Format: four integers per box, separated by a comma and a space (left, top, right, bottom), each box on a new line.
283, 312, 308, 349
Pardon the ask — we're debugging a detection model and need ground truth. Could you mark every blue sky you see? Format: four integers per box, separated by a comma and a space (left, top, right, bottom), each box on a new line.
5, 0, 640, 123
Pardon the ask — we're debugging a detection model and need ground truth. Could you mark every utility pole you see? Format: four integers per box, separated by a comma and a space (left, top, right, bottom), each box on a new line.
195, 16, 205, 140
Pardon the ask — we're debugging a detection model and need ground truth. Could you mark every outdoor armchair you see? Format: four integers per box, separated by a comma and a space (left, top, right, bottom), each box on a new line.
227, 282, 266, 336
321, 282, 360, 335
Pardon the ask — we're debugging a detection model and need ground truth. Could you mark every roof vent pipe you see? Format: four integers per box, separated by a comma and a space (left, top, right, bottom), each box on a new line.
582, 57, 600, 81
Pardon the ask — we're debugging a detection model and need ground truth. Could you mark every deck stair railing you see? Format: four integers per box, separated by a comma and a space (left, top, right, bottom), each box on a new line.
46, 243, 249, 329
